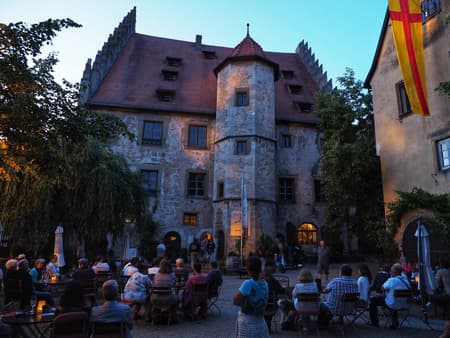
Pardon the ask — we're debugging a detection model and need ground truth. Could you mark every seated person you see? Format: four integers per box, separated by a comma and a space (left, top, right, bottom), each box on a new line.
263, 262, 285, 333
3, 259, 32, 308
91, 280, 132, 338
147, 257, 161, 280
73, 258, 96, 286
57, 280, 88, 314
182, 262, 208, 319
46, 255, 60, 279
122, 263, 152, 320
20, 259, 55, 307
174, 258, 189, 289
433, 259, 450, 318
207, 261, 223, 298
151, 259, 179, 318
93, 256, 110, 274
370, 263, 390, 297
369, 263, 411, 328
357, 263, 372, 304
122, 257, 139, 277
318, 264, 358, 328
29, 258, 47, 282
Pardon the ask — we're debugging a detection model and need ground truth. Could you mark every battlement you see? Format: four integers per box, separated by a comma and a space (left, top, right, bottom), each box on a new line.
296, 40, 332, 92
80, 7, 136, 103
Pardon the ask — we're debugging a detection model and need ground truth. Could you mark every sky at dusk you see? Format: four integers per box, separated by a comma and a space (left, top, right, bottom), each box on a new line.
1, 0, 387, 86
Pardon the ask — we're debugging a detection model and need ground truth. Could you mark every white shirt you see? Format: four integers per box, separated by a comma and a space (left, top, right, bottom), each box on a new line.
93, 262, 110, 273
383, 275, 410, 310
357, 276, 370, 303
123, 265, 138, 277
47, 262, 60, 276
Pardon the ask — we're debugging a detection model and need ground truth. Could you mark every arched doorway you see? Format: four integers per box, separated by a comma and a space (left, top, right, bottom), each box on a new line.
286, 222, 297, 248
164, 231, 181, 262
402, 219, 446, 265
297, 223, 318, 245
216, 230, 225, 259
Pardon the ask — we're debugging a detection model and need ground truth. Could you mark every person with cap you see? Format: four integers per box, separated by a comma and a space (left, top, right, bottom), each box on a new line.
73, 258, 96, 292
91, 279, 132, 338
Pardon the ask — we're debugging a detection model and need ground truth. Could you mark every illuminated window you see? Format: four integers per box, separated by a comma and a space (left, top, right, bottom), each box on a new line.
183, 213, 197, 225
437, 138, 450, 171
297, 223, 318, 245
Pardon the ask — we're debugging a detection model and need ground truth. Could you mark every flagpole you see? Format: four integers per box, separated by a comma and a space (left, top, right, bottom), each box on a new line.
240, 175, 244, 266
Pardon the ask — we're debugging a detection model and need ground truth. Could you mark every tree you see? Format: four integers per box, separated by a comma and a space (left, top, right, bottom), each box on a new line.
0, 19, 151, 256
317, 68, 385, 254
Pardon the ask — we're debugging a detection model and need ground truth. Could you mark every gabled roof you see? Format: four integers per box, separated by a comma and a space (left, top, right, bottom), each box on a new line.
87, 33, 321, 124
364, 8, 390, 89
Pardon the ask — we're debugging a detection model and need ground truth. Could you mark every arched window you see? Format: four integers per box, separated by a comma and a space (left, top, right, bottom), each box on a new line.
297, 223, 318, 245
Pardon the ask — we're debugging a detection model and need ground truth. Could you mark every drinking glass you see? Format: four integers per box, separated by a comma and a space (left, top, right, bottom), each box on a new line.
30, 295, 37, 313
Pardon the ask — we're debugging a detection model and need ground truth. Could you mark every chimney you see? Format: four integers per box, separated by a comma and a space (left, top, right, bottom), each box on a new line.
195, 34, 202, 50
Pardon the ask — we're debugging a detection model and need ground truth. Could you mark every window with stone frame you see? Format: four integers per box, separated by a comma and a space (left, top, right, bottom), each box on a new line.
314, 179, 325, 202
235, 89, 249, 106
142, 121, 163, 145
279, 177, 295, 202
183, 213, 197, 225
281, 134, 292, 148
296, 102, 313, 113
166, 57, 182, 67
235, 140, 249, 155
281, 70, 295, 79
187, 172, 206, 197
288, 84, 302, 95
297, 223, 318, 245
188, 125, 207, 148
421, 0, 441, 22
396, 81, 412, 118
202, 51, 217, 59
141, 169, 158, 195
156, 89, 175, 101
217, 181, 224, 198
162, 70, 178, 81
437, 138, 450, 171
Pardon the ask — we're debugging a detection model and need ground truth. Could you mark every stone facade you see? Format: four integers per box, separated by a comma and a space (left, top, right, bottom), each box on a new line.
83, 9, 330, 259
366, 1, 450, 258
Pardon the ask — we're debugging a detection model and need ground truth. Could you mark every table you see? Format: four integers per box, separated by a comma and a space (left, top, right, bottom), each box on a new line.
34, 279, 73, 299
2, 312, 55, 338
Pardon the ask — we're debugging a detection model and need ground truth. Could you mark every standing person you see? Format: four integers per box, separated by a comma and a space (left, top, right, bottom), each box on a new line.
207, 239, 216, 262
156, 242, 166, 259
233, 256, 269, 338
256, 244, 267, 272
189, 238, 200, 264
274, 234, 286, 273
317, 240, 331, 282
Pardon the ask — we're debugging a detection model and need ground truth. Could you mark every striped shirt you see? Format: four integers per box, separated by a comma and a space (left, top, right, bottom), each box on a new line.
324, 276, 358, 315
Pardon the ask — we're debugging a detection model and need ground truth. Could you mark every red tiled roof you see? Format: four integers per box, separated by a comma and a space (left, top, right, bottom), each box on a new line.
231, 33, 266, 58
88, 33, 320, 124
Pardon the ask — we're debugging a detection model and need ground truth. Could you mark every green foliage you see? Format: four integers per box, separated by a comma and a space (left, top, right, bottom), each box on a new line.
317, 68, 385, 242
0, 19, 145, 256
256, 234, 275, 256
386, 188, 450, 239
136, 212, 160, 259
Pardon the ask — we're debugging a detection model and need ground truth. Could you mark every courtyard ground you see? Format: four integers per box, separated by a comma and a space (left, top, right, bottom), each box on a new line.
132, 263, 446, 337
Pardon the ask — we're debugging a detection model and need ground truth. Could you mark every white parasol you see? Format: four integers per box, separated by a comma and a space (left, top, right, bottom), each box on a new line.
54, 225, 66, 267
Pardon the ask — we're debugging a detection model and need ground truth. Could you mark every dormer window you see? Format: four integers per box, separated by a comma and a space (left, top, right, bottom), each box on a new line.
156, 89, 175, 102
296, 102, 313, 113
162, 70, 178, 81
202, 51, 216, 59
166, 57, 182, 67
288, 85, 302, 95
281, 70, 295, 80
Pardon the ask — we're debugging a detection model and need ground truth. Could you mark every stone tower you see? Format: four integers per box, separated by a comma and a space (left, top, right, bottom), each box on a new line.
213, 27, 279, 255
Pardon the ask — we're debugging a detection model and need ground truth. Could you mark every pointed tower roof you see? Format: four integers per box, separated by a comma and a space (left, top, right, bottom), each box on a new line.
214, 24, 279, 81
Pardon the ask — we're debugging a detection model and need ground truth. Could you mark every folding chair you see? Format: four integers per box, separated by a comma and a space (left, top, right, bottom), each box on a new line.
189, 282, 208, 320
348, 298, 369, 325
208, 281, 222, 316
51, 311, 89, 338
151, 286, 176, 326
383, 289, 414, 328
333, 292, 359, 336
295, 292, 320, 335
91, 321, 125, 338
273, 274, 290, 288
95, 272, 112, 289
264, 290, 280, 333
81, 278, 98, 307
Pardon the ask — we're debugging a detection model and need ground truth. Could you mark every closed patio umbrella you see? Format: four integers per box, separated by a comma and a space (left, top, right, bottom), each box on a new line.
54, 225, 66, 267
415, 222, 436, 295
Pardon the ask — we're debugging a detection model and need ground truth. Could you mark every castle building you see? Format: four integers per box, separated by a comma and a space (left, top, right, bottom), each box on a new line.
81, 8, 331, 259
365, 0, 449, 261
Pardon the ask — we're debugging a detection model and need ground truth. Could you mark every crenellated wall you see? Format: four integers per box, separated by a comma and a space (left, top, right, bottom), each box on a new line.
80, 7, 136, 103
296, 40, 333, 92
